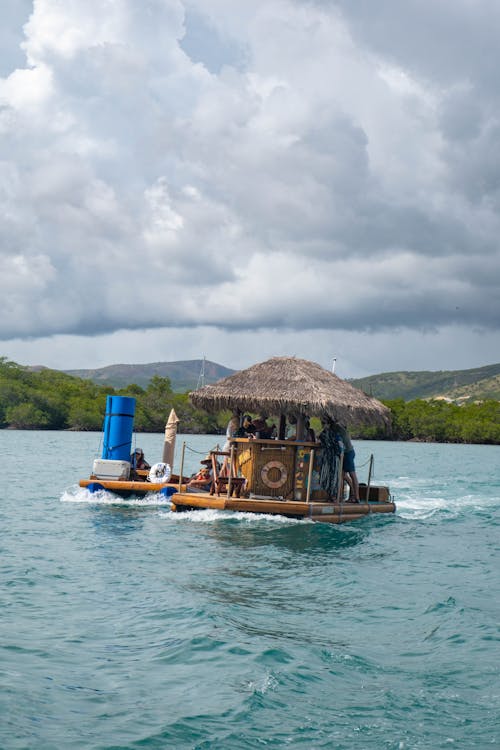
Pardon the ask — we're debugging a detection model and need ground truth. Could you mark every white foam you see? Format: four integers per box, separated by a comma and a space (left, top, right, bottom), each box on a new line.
395, 491, 499, 520
60, 485, 172, 507
158, 507, 308, 525
246, 671, 278, 695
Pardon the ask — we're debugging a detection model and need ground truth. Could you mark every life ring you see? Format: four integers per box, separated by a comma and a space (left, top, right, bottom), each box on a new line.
261, 460, 288, 489
148, 462, 172, 483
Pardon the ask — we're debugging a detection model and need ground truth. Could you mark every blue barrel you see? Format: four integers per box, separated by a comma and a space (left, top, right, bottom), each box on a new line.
101, 395, 136, 462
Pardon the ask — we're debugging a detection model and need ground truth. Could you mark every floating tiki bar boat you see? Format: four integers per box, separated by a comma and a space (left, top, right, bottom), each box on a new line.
170, 357, 396, 523
78, 357, 395, 523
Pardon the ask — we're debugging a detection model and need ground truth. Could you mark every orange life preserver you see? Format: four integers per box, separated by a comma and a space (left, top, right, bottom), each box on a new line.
261, 460, 288, 489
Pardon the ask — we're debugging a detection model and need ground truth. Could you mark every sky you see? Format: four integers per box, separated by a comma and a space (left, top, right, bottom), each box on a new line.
1, 0, 499, 379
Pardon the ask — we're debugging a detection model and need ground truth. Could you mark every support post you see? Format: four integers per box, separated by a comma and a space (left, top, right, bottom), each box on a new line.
365, 453, 374, 503
337, 452, 344, 502
227, 445, 235, 498
296, 414, 306, 442
279, 414, 286, 440
306, 448, 315, 503
178, 442, 186, 492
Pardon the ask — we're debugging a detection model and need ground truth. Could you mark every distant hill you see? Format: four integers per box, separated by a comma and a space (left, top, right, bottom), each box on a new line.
349, 362, 500, 402
64, 359, 235, 392
31, 358, 500, 402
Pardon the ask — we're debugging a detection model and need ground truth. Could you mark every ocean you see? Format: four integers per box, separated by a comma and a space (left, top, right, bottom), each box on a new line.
1, 430, 499, 749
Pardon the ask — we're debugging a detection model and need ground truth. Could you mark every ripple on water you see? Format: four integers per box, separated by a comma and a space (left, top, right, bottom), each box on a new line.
1, 433, 499, 749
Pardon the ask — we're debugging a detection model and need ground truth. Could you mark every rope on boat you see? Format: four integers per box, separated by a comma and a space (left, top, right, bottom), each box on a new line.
317, 426, 343, 498
184, 443, 220, 456
356, 455, 373, 468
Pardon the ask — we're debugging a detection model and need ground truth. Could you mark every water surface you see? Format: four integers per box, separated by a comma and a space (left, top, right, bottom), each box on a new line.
1, 431, 499, 748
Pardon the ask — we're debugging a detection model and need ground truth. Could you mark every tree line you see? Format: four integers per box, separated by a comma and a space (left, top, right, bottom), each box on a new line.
1, 357, 499, 444
0, 357, 220, 433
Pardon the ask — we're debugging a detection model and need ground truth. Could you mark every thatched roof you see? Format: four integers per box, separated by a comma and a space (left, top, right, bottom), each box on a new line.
189, 356, 390, 429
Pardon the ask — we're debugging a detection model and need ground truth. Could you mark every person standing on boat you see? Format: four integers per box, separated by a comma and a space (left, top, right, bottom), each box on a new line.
318, 418, 359, 502
286, 415, 297, 440
241, 415, 256, 437
221, 409, 241, 475
286, 415, 315, 442
223, 409, 241, 451
334, 423, 359, 503
304, 417, 316, 443
251, 414, 276, 439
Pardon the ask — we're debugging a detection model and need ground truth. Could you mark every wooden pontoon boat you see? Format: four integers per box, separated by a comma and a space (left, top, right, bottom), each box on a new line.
170, 436, 395, 522
176, 356, 396, 523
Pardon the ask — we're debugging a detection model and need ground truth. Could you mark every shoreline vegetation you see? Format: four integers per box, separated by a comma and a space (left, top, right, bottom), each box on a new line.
1, 357, 499, 445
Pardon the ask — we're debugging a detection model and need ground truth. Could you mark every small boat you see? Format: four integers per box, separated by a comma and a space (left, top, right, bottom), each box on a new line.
79, 357, 396, 523
79, 397, 187, 498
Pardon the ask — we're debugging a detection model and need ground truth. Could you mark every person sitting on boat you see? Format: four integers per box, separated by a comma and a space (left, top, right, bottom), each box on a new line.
130, 448, 150, 470
251, 414, 276, 439
187, 455, 213, 492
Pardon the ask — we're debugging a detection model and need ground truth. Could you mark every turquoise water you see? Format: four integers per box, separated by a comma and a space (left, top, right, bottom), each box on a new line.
1, 431, 499, 749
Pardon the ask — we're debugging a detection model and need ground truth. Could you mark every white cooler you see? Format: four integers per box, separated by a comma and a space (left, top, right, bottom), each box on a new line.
92, 459, 131, 480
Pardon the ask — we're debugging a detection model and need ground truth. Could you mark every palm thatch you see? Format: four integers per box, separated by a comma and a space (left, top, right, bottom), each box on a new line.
190, 356, 391, 429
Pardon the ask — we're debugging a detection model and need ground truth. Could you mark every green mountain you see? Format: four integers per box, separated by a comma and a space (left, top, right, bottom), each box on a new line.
64, 359, 235, 392
349, 362, 500, 402
42, 358, 500, 402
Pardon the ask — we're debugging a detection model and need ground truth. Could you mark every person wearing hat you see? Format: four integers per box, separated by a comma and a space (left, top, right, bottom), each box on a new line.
130, 447, 150, 470
187, 455, 213, 491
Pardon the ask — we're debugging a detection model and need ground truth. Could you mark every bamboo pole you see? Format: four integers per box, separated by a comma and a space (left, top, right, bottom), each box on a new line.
365, 453, 374, 503
296, 413, 306, 442
365, 453, 374, 512
227, 445, 235, 498
336, 451, 344, 502
279, 413, 286, 440
306, 448, 315, 503
178, 441, 186, 493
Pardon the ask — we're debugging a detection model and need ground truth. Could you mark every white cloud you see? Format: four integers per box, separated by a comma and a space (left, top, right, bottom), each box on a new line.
0, 0, 499, 373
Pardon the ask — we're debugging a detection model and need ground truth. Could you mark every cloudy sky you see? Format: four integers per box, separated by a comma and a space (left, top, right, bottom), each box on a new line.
1, 0, 499, 378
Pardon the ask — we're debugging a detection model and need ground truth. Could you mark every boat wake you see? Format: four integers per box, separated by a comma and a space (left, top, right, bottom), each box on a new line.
158, 508, 308, 525
60, 485, 173, 507
392, 475, 499, 520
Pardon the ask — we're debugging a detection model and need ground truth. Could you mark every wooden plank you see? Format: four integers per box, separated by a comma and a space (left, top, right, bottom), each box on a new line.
168, 493, 227, 510
173, 494, 395, 516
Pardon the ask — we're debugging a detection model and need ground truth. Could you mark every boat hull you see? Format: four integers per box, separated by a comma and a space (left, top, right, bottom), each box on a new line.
78, 477, 395, 522
78, 477, 186, 497
170, 490, 395, 524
